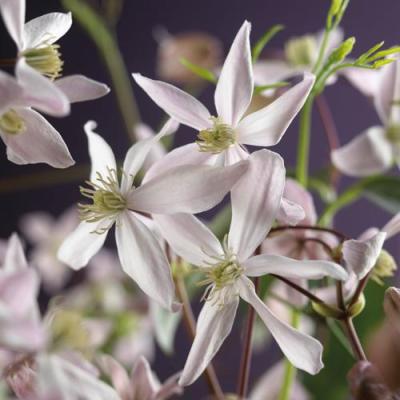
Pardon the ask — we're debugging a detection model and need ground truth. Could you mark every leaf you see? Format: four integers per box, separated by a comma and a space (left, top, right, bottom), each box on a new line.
363, 175, 400, 214
252, 24, 284, 63
179, 58, 217, 84
254, 81, 289, 95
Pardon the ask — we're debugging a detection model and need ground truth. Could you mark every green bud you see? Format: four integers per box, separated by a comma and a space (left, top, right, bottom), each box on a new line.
327, 37, 355, 65
348, 294, 366, 318
312, 301, 344, 319
0, 109, 26, 135
285, 35, 317, 67
327, 0, 350, 30
370, 249, 397, 285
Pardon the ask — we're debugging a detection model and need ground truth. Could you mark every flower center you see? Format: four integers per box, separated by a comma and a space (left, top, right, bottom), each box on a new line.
197, 117, 236, 154
285, 35, 317, 67
386, 124, 400, 144
22, 43, 63, 80
79, 168, 126, 231
0, 109, 26, 135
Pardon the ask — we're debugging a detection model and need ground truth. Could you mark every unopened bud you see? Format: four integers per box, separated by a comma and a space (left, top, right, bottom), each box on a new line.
312, 301, 344, 319
157, 32, 222, 84
327, 37, 355, 64
370, 249, 397, 285
384, 287, 400, 332
348, 294, 366, 318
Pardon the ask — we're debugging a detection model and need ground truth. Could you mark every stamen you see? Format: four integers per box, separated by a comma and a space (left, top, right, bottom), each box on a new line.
0, 109, 26, 135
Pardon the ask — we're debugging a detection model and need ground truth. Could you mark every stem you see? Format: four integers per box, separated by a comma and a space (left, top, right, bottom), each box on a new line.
0, 58, 16, 66
342, 318, 367, 361
348, 274, 370, 309
237, 277, 260, 399
174, 275, 224, 400
302, 237, 335, 257
270, 224, 347, 241
312, 29, 331, 74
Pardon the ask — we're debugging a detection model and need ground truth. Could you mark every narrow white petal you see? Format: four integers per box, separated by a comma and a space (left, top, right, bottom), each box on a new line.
55, 75, 110, 103
23, 12, 72, 49
0, 0, 25, 49
0, 69, 24, 115
214, 21, 253, 126
278, 197, 306, 226
253, 60, 298, 86
341, 67, 381, 99
382, 213, 400, 239
243, 254, 348, 281
3, 233, 28, 272
238, 277, 323, 375
57, 221, 108, 269
133, 73, 211, 130
229, 149, 285, 261
179, 297, 239, 386
237, 73, 315, 146
342, 232, 387, 279
223, 144, 249, 165
153, 213, 223, 266
115, 212, 177, 311
331, 126, 393, 177
130, 356, 160, 399
3, 108, 74, 168
84, 121, 117, 183
130, 161, 248, 215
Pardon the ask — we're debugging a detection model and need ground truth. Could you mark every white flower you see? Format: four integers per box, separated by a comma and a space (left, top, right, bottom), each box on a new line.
132, 21, 314, 172
58, 120, 248, 311
332, 59, 400, 176
154, 150, 348, 385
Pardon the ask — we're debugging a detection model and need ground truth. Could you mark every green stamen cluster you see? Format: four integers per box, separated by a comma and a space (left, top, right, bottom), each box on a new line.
285, 35, 317, 67
196, 117, 236, 154
22, 43, 64, 80
386, 124, 400, 144
0, 109, 26, 135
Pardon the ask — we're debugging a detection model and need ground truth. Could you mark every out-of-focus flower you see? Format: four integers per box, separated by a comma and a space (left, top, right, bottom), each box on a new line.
156, 30, 222, 84
155, 150, 347, 385
133, 21, 314, 170
98, 355, 182, 400
384, 287, 400, 332
332, 60, 400, 176
58, 120, 247, 310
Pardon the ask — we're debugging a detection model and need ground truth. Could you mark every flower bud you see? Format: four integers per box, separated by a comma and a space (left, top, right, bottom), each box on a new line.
312, 301, 344, 319
157, 32, 222, 84
348, 293, 366, 318
370, 249, 397, 285
327, 37, 355, 65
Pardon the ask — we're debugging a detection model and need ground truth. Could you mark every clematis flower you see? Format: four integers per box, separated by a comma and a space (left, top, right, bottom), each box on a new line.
133, 21, 314, 169
332, 60, 400, 176
154, 150, 348, 385
98, 355, 182, 400
58, 120, 248, 311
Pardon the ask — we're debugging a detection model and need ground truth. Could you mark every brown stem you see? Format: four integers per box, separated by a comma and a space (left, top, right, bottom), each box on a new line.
348, 274, 370, 309
336, 281, 346, 310
269, 224, 348, 241
0, 58, 16, 67
302, 237, 335, 257
237, 277, 259, 399
342, 317, 367, 361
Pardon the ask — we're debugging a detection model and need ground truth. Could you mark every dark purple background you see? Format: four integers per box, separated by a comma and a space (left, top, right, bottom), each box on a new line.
1, 0, 400, 398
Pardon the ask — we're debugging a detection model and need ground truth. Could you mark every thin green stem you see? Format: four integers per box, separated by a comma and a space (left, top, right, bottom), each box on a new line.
312, 29, 330, 74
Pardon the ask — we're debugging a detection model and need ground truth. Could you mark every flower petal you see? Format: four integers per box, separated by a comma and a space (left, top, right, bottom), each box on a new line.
229, 149, 285, 261
84, 121, 117, 183
277, 197, 306, 226
130, 161, 248, 215
16, 58, 70, 116
253, 60, 298, 86
382, 213, 400, 240
2, 108, 74, 168
55, 75, 110, 103
343, 232, 387, 279
57, 221, 108, 269
331, 126, 393, 177
223, 143, 249, 165
23, 12, 72, 49
237, 73, 315, 146
130, 356, 160, 399
133, 73, 211, 130
179, 297, 239, 386
153, 213, 223, 266
0, 0, 25, 49
3, 233, 28, 272
238, 276, 323, 374
341, 67, 381, 99
0, 70, 25, 114
115, 212, 178, 311
243, 254, 348, 281
214, 21, 253, 126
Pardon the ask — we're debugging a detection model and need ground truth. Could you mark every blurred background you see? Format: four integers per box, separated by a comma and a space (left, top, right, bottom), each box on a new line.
1, 0, 400, 398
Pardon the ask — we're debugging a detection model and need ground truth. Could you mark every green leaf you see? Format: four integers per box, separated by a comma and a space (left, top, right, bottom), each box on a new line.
363, 175, 400, 214
180, 58, 217, 84
254, 81, 289, 95
252, 24, 284, 63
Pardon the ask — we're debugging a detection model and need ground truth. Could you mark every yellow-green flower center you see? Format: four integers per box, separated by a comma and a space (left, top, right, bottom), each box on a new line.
0, 109, 26, 135
197, 117, 236, 154
386, 124, 400, 145
285, 35, 317, 67
22, 43, 63, 80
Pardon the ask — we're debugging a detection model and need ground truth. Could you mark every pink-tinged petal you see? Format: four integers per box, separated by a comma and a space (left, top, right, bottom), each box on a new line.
229, 149, 285, 261
261, 233, 299, 258
130, 356, 160, 399
19, 212, 54, 243
278, 198, 306, 226
153, 213, 223, 266
144, 143, 215, 183
253, 60, 299, 86
133, 73, 211, 130
115, 212, 178, 311
16, 59, 70, 116
0, 70, 25, 114
223, 143, 249, 165
2, 108, 74, 168
0, 0, 25, 49
55, 75, 110, 104
382, 213, 400, 239
179, 297, 239, 386
331, 126, 393, 177
342, 232, 387, 279
84, 121, 117, 183
57, 221, 108, 269
214, 21, 253, 126
238, 276, 323, 374
3, 233, 28, 272
130, 161, 248, 215
341, 67, 381, 99
156, 372, 183, 400
243, 254, 348, 281
237, 73, 315, 146
23, 12, 72, 49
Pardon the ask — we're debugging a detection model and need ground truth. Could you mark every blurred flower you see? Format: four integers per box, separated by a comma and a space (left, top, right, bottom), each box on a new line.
155, 150, 347, 385
58, 120, 247, 310
156, 30, 222, 84
133, 21, 314, 170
